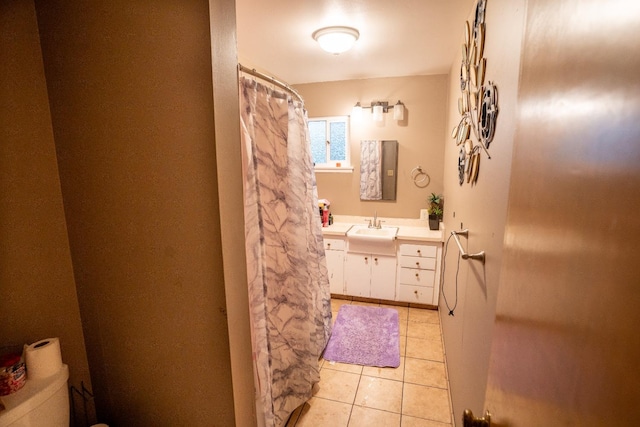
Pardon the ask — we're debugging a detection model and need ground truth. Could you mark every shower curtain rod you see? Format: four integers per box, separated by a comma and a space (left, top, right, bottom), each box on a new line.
238, 63, 304, 103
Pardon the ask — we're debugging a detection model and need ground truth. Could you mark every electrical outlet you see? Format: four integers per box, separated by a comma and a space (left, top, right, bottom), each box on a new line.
420, 209, 429, 220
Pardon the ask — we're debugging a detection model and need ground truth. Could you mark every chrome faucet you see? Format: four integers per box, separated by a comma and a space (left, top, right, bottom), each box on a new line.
369, 211, 382, 229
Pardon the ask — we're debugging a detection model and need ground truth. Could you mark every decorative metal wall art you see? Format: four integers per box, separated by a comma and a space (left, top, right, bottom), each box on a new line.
452, 0, 498, 186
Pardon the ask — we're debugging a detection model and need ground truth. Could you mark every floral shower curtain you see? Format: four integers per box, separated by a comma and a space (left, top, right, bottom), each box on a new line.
238, 77, 332, 427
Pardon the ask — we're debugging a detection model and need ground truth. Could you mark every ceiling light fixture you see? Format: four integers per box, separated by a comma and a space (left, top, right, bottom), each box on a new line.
312, 26, 360, 55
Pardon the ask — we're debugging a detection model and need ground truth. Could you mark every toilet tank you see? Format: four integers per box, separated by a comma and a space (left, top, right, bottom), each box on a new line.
0, 364, 69, 427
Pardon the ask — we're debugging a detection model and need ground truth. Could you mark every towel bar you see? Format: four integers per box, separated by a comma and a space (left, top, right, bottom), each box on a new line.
451, 229, 485, 264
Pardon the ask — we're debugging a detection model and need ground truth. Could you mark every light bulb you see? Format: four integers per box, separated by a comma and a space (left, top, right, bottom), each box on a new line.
394, 102, 405, 121
352, 102, 363, 118
372, 104, 384, 122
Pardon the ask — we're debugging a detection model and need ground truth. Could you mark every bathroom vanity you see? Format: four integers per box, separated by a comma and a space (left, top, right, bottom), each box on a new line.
321, 216, 444, 306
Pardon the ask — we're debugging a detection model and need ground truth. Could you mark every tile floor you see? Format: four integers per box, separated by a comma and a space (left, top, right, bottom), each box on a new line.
286, 298, 453, 427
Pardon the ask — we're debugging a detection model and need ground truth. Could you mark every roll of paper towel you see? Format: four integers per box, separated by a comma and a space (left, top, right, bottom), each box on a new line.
24, 338, 63, 380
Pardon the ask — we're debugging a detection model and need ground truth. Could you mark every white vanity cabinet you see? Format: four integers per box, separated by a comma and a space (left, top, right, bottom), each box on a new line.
324, 237, 346, 294
396, 241, 442, 305
345, 253, 396, 300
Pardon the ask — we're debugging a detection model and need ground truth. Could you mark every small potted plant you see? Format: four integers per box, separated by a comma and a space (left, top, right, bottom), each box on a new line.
427, 193, 443, 230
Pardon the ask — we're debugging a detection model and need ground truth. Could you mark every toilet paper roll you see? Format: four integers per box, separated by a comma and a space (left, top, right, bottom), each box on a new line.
24, 338, 63, 380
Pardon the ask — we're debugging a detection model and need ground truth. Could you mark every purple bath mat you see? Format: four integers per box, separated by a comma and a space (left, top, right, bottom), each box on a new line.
323, 305, 400, 368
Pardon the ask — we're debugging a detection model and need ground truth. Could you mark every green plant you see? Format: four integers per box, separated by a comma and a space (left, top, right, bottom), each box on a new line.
427, 193, 443, 218
430, 206, 443, 217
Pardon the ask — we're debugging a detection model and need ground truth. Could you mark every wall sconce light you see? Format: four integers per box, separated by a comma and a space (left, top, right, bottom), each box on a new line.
393, 100, 405, 121
312, 26, 360, 55
372, 103, 384, 122
352, 102, 363, 118
352, 100, 406, 122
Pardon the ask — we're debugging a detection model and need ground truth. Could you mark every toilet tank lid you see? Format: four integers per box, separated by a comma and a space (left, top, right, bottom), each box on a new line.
0, 364, 69, 425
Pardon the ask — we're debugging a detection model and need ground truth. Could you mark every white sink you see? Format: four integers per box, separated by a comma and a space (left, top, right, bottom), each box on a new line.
347, 225, 398, 240
346, 225, 398, 255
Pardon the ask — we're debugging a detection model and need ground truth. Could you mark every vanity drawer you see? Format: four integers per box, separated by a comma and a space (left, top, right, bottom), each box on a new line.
398, 284, 434, 305
398, 256, 436, 270
399, 267, 435, 287
398, 243, 437, 258
324, 238, 345, 251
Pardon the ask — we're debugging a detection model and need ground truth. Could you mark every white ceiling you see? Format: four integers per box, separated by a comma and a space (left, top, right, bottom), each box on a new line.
235, 0, 475, 85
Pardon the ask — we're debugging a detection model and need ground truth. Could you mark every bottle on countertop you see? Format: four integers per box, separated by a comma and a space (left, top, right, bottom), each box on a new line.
322, 206, 329, 227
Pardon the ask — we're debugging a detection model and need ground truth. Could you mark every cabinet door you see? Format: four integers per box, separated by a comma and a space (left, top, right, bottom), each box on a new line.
325, 250, 344, 294
370, 255, 397, 300
345, 253, 371, 297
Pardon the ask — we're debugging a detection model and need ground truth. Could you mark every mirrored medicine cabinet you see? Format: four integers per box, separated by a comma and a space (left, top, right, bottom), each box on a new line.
359, 140, 398, 201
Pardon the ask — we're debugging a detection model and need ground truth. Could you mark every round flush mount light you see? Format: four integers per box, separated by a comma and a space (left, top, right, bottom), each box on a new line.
312, 26, 360, 55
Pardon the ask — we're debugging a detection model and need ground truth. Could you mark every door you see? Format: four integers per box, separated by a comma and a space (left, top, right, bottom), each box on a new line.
482, 0, 640, 425
369, 255, 396, 300
325, 249, 344, 294
344, 253, 371, 297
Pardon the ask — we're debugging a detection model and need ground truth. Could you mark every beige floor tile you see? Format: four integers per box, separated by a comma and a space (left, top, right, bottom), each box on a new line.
354, 376, 403, 413
406, 321, 441, 341
362, 357, 405, 382
404, 358, 447, 389
406, 337, 444, 362
331, 298, 351, 312
351, 300, 380, 307
381, 304, 409, 321
401, 415, 452, 427
315, 369, 361, 403
408, 307, 440, 324
306, 305, 452, 427
294, 397, 352, 427
349, 405, 401, 427
322, 359, 364, 375
399, 335, 407, 357
399, 319, 408, 336
402, 384, 451, 424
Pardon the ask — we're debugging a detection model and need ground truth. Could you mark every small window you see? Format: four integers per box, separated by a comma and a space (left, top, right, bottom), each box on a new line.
308, 116, 352, 171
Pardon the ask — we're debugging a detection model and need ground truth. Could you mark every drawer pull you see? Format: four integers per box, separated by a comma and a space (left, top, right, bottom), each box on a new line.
414, 290, 418, 295
415, 273, 419, 278
364, 257, 368, 261
415, 262, 420, 267
374, 257, 378, 262
327, 243, 331, 248
417, 249, 421, 255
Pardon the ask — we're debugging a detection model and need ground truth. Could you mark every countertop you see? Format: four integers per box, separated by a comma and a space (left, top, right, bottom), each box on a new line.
321, 215, 444, 243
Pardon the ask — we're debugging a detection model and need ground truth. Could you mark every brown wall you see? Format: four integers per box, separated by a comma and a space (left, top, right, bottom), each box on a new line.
440, 0, 526, 421
0, 0, 91, 396
295, 75, 448, 219
208, 0, 256, 425
31, 0, 237, 424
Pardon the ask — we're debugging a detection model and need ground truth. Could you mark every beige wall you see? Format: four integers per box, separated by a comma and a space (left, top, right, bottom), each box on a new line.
440, 0, 525, 422
295, 75, 448, 219
0, 0, 92, 397
31, 0, 237, 424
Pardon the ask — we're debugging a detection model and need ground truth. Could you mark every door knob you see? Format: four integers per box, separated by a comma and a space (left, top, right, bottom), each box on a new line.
463, 409, 491, 427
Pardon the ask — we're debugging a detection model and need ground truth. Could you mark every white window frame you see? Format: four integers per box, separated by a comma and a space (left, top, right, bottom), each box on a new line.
308, 115, 353, 173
